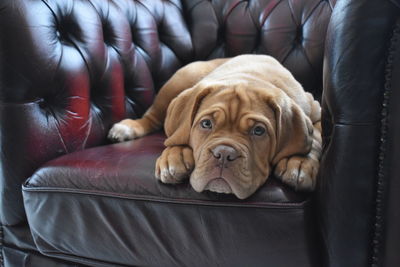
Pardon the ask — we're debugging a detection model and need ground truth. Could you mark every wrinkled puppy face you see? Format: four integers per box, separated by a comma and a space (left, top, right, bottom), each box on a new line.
188, 86, 278, 199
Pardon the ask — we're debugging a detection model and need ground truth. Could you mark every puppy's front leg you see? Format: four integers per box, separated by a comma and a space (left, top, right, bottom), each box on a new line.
155, 145, 195, 184
274, 122, 322, 191
108, 59, 229, 143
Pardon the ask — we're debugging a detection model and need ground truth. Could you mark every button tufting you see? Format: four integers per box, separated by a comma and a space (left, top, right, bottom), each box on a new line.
295, 27, 303, 44
55, 17, 80, 44
102, 22, 113, 46
56, 26, 67, 42
38, 99, 47, 109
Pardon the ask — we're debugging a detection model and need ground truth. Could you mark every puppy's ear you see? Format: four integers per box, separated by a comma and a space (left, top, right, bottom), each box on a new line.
268, 97, 313, 165
164, 86, 212, 146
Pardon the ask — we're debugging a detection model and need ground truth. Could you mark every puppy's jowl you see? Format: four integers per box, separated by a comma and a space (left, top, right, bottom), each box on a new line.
109, 55, 322, 199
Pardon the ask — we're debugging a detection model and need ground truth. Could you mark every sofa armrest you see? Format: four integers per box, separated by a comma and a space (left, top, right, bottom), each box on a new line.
318, 0, 400, 266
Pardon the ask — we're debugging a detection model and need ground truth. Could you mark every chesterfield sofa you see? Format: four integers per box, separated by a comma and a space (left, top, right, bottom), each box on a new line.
1, 0, 400, 266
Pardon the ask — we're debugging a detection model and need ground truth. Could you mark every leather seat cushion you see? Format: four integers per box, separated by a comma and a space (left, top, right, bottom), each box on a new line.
22, 132, 319, 267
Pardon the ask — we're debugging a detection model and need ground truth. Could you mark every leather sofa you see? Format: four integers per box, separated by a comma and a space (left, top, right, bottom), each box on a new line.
1, 0, 399, 266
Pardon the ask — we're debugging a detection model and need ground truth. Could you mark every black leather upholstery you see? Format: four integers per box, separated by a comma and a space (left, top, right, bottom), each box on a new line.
0, 0, 333, 228
22, 133, 318, 267
2, 0, 400, 266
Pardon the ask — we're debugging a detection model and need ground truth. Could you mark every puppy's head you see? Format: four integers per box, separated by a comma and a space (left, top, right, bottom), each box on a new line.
164, 82, 313, 199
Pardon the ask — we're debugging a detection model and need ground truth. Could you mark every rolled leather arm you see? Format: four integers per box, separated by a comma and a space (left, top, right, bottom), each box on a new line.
317, 0, 400, 266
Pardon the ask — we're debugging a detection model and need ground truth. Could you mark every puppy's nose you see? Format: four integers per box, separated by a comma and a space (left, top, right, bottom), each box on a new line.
211, 145, 239, 162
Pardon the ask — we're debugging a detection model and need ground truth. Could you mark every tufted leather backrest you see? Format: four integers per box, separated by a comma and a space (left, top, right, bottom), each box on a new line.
0, 0, 334, 225
186, 0, 336, 98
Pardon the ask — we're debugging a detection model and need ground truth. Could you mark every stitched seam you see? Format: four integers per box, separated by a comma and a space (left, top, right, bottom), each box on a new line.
35, 249, 126, 267
332, 121, 375, 126
88, 0, 124, 66
205, 3, 221, 59
41, 0, 60, 26
287, 0, 299, 26
259, 0, 284, 27
178, 1, 196, 60
328, 0, 335, 11
303, 0, 325, 26
300, 1, 329, 83
371, 19, 400, 267
22, 186, 307, 209
222, 0, 247, 25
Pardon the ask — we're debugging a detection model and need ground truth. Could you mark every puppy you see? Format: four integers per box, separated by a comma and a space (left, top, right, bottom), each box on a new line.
108, 55, 322, 199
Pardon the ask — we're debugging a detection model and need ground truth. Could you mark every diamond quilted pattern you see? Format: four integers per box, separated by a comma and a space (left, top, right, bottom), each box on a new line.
187, 0, 334, 97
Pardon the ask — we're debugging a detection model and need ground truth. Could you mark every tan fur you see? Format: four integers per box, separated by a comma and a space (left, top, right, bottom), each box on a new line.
108, 55, 322, 199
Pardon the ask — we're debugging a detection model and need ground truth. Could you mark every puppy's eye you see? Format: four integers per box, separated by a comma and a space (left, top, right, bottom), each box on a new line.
200, 119, 213, 129
252, 125, 266, 136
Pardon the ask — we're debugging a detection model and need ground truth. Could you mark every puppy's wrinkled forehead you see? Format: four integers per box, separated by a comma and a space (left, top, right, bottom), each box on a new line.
195, 86, 272, 125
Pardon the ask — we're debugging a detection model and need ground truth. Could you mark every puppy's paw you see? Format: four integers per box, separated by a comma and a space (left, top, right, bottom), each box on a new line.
155, 146, 194, 184
274, 155, 319, 191
108, 119, 143, 142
